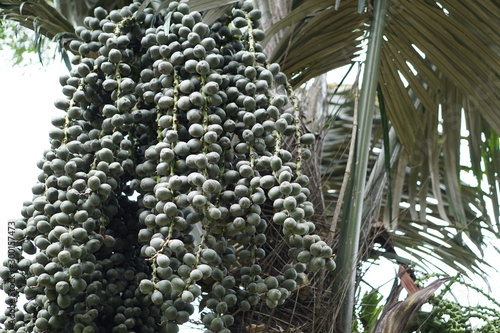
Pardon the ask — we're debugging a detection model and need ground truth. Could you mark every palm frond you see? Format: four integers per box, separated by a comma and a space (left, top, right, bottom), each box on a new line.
54, 0, 92, 26
380, 0, 500, 147
263, 0, 364, 87
187, 0, 239, 12
0, 0, 74, 39
321, 83, 497, 278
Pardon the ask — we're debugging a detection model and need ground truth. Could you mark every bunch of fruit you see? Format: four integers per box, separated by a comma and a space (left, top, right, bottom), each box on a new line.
0, 1, 335, 332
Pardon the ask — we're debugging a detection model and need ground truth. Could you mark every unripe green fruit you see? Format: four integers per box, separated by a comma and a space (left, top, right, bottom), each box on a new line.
139, 279, 154, 294
212, 284, 226, 298
169, 239, 184, 253
171, 277, 185, 291
190, 269, 203, 281
260, 175, 275, 189
3, 4, 338, 331
151, 290, 164, 305
297, 250, 312, 263
181, 290, 195, 303
239, 300, 251, 311
216, 301, 228, 314
282, 279, 297, 291
325, 258, 337, 271
165, 306, 178, 321
267, 288, 281, 301
308, 257, 326, 272
300, 133, 316, 145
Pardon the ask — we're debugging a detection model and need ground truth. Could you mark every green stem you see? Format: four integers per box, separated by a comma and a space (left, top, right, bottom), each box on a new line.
334, 0, 390, 331
169, 70, 180, 176
285, 81, 303, 176
244, 12, 255, 53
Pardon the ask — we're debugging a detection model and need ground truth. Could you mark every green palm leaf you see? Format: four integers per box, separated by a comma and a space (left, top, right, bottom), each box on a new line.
321, 83, 496, 277
0, 0, 74, 39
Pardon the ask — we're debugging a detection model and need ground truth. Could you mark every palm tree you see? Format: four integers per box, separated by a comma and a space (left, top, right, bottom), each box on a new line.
1, 0, 498, 332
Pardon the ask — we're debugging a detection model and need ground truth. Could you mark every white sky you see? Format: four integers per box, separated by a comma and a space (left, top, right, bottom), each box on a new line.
0, 52, 67, 318
0, 55, 65, 245
0, 48, 498, 329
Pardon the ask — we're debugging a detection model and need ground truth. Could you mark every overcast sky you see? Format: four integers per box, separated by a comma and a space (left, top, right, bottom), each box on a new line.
0, 55, 65, 248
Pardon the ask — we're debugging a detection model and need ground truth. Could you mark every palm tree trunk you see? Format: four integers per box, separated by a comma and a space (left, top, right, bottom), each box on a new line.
332, 0, 390, 331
